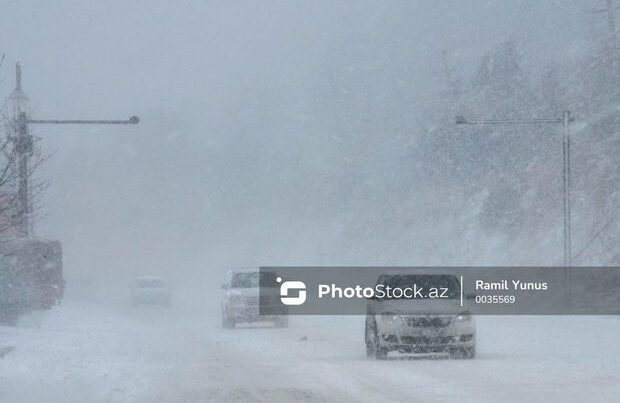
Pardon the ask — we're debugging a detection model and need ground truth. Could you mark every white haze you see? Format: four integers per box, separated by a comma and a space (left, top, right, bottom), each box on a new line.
2, 2, 620, 403
0, 1, 594, 288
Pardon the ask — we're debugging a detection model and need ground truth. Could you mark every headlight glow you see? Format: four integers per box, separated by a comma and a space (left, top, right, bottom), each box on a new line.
455, 312, 472, 322
382, 314, 405, 325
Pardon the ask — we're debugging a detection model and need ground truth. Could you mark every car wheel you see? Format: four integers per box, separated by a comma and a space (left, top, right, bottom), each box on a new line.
222, 312, 235, 328
450, 346, 475, 359
463, 346, 476, 359
375, 346, 388, 359
365, 320, 388, 359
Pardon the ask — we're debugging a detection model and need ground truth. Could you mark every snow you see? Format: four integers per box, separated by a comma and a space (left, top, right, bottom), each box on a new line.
1, 292, 619, 403
1, 2, 619, 402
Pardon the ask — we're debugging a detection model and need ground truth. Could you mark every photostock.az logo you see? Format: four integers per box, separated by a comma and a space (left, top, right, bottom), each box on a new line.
276, 277, 306, 305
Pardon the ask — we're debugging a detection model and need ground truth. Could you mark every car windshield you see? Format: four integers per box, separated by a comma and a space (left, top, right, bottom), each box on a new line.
378, 274, 460, 299
230, 272, 278, 288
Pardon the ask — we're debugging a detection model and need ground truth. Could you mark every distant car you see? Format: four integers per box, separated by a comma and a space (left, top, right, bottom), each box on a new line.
365, 272, 475, 359
221, 269, 288, 328
131, 276, 171, 306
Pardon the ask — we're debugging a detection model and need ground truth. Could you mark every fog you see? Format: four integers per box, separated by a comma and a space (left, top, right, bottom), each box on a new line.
1, 2, 620, 402
0, 1, 591, 282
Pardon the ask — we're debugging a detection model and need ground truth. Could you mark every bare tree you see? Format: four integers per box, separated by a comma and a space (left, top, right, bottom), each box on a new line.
0, 58, 50, 239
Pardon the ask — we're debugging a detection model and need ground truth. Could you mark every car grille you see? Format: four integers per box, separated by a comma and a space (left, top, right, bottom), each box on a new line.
400, 336, 457, 345
404, 315, 452, 328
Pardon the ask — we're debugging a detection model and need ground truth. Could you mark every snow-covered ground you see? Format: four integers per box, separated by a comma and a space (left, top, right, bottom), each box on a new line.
1, 290, 619, 403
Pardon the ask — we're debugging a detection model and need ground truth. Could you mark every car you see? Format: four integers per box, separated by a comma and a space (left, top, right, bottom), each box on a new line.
221, 269, 288, 328
365, 271, 475, 359
131, 276, 172, 306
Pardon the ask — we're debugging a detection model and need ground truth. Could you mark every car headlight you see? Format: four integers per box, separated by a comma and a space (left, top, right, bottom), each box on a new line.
381, 314, 405, 326
454, 312, 472, 323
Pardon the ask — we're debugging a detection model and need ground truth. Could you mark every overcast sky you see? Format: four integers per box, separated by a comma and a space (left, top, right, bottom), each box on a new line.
0, 0, 599, 282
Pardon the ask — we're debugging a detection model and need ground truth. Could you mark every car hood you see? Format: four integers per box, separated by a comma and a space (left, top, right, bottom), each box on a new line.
368, 298, 467, 315
228, 287, 279, 298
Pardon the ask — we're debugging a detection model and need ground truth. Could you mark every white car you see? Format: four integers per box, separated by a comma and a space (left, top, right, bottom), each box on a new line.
131, 276, 172, 306
221, 269, 287, 328
365, 272, 476, 359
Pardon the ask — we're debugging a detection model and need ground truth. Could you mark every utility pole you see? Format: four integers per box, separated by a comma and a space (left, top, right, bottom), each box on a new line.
456, 111, 574, 301
605, 0, 618, 49
594, 0, 619, 68
15, 111, 30, 238
562, 111, 572, 269
8, 63, 139, 238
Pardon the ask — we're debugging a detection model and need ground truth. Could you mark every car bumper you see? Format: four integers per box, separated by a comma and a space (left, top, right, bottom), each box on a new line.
376, 316, 476, 353
228, 305, 286, 321
379, 332, 475, 353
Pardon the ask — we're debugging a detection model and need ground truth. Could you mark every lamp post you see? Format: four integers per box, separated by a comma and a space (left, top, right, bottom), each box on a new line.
9, 63, 140, 238
456, 111, 574, 301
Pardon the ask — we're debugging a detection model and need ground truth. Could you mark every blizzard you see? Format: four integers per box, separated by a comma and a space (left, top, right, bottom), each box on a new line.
1, 288, 618, 403
1, 1, 619, 401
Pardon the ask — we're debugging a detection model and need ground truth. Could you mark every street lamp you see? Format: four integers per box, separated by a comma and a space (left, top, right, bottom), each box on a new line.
13, 113, 140, 238
455, 111, 574, 266
456, 111, 574, 300
9, 63, 140, 238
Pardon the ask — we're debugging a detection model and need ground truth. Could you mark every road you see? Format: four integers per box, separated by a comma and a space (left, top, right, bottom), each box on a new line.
1, 289, 619, 403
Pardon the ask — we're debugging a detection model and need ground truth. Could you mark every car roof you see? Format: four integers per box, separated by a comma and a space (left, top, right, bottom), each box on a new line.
227, 267, 258, 274
226, 267, 281, 274
378, 269, 456, 276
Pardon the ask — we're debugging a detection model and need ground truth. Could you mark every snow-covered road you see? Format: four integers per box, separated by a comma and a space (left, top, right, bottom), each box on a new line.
1, 291, 619, 403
